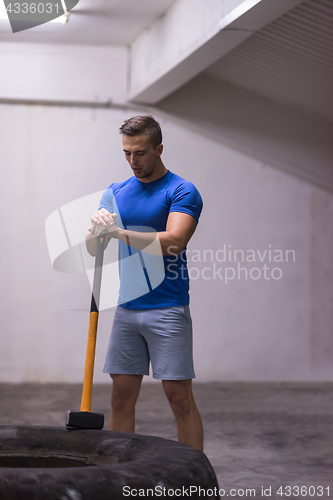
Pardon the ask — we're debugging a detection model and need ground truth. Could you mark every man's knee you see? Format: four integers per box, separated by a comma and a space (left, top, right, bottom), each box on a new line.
163, 380, 194, 419
168, 394, 192, 419
110, 374, 142, 412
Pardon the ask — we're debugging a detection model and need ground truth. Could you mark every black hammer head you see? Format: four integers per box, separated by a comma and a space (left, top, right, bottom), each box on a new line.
66, 411, 104, 429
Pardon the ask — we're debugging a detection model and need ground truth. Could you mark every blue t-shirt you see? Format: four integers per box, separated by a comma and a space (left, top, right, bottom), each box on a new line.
99, 170, 203, 310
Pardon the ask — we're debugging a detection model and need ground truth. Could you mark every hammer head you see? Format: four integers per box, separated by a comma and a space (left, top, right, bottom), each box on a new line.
66, 411, 104, 429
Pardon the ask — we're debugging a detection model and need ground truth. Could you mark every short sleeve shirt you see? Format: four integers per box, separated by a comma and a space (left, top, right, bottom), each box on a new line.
99, 170, 203, 310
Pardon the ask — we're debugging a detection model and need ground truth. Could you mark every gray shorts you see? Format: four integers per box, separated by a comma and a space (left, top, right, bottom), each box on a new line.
103, 305, 195, 380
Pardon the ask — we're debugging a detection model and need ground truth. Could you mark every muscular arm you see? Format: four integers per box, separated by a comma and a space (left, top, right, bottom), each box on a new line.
85, 210, 198, 257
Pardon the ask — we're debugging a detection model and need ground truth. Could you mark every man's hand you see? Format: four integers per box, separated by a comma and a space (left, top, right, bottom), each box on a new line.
85, 209, 119, 256
88, 209, 119, 237
85, 209, 198, 258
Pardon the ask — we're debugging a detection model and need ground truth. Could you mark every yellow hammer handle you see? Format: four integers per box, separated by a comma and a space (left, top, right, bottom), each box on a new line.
80, 235, 105, 413
80, 311, 99, 412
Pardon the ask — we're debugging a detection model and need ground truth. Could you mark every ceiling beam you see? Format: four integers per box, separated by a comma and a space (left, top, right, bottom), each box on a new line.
129, 0, 304, 104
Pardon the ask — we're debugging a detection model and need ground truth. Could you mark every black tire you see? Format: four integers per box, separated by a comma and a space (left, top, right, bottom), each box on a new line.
0, 426, 220, 499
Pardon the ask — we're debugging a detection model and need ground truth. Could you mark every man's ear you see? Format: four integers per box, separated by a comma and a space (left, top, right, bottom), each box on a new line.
156, 144, 163, 157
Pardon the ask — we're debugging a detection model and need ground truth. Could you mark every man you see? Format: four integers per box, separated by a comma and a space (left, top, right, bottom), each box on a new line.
85, 115, 203, 451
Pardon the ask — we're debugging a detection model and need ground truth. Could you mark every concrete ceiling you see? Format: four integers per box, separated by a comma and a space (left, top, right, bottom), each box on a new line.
0, 0, 331, 123
205, 0, 333, 122
0, 0, 178, 45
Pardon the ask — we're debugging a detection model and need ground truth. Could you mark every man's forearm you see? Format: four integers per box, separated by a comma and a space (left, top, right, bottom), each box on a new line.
85, 212, 196, 257
113, 227, 183, 256
85, 227, 179, 257
85, 231, 98, 256
85, 230, 113, 256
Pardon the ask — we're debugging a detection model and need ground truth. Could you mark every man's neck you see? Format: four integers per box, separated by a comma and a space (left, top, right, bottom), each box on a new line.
138, 161, 168, 183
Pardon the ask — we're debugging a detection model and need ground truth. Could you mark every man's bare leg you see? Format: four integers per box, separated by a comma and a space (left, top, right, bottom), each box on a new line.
109, 374, 143, 433
162, 379, 203, 451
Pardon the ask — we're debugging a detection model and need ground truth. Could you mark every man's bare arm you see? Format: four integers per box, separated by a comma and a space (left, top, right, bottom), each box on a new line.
85, 209, 198, 257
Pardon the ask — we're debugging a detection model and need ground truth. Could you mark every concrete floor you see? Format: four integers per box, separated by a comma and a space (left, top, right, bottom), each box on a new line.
1, 382, 333, 499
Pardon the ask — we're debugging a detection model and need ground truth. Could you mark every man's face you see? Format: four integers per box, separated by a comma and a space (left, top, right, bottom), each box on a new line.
122, 134, 163, 182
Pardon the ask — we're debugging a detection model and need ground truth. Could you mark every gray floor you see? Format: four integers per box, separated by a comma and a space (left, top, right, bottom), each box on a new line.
1, 382, 333, 499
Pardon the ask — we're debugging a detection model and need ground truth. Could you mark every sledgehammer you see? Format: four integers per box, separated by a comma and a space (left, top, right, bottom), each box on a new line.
66, 235, 105, 429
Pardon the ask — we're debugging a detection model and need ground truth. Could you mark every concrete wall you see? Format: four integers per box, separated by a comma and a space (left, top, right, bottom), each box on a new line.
0, 42, 127, 104
158, 74, 333, 382
0, 104, 131, 382
0, 75, 332, 383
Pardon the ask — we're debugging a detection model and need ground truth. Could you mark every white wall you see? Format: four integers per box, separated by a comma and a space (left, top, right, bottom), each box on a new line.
0, 104, 131, 382
158, 74, 333, 192
0, 42, 127, 104
158, 74, 333, 381
0, 74, 332, 382
160, 120, 312, 381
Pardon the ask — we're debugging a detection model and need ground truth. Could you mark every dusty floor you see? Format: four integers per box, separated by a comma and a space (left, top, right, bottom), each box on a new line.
1, 382, 333, 499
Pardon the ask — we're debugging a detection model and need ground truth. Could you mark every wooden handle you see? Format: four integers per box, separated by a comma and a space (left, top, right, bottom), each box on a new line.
80, 236, 105, 412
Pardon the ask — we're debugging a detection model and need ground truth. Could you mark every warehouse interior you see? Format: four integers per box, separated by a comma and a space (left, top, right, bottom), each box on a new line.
0, 0, 332, 493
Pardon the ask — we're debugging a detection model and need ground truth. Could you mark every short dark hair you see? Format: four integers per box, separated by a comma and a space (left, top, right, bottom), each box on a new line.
119, 115, 162, 149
